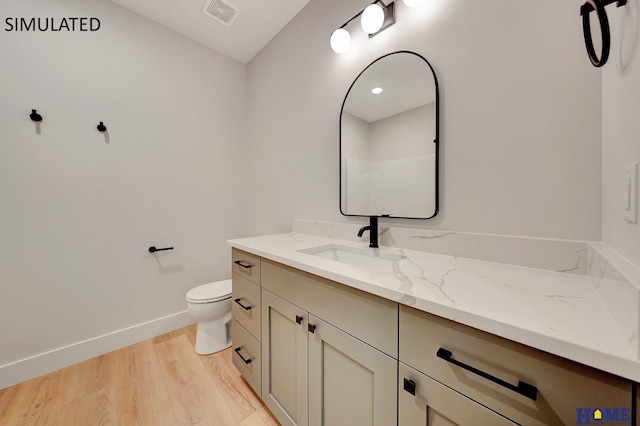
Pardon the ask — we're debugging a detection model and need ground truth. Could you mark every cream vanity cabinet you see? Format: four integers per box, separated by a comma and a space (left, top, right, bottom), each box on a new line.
231, 248, 636, 426
260, 258, 398, 426
399, 305, 634, 425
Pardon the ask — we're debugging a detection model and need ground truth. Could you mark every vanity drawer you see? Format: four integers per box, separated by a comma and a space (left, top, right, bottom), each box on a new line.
261, 258, 398, 358
232, 273, 261, 340
232, 248, 261, 284
232, 320, 261, 397
399, 305, 632, 426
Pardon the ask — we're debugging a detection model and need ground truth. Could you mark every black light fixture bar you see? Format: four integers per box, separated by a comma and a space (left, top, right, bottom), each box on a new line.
334, 0, 394, 35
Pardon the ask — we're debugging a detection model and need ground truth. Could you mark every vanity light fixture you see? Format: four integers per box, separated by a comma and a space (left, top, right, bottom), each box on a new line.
330, 0, 395, 54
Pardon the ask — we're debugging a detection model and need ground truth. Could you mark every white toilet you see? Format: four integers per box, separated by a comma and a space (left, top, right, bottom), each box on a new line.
186, 279, 233, 355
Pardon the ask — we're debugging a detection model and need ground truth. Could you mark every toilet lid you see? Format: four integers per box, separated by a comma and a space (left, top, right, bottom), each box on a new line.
186, 279, 232, 303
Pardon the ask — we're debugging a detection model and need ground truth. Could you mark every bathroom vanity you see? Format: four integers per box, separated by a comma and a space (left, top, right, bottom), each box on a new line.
228, 233, 639, 425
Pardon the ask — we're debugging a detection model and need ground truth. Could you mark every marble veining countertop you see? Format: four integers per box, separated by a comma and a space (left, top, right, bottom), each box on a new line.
228, 232, 639, 382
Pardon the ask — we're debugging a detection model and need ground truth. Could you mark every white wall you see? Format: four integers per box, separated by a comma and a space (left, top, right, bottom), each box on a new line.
602, 1, 640, 267
246, 0, 602, 240
0, 0, 247, 386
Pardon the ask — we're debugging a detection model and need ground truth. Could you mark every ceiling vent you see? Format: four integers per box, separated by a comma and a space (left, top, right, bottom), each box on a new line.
202, 0, 241, 27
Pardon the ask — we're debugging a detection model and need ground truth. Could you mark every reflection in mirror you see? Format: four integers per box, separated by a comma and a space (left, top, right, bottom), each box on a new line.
340, 51, 439, 219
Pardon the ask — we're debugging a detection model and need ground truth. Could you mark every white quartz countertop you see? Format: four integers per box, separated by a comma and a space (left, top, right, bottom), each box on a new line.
228, 233, 640, 382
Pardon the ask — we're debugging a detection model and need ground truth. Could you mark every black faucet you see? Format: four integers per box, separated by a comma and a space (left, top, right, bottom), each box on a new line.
357, 216, 379, 248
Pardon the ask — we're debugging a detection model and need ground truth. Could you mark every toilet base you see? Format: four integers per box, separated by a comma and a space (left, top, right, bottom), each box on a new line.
194, 313, 232, 355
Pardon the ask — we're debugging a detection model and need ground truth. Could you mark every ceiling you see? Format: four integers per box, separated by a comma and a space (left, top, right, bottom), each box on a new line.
109, 0, 310, 64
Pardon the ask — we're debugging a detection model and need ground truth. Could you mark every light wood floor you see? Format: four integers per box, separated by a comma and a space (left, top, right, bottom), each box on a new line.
0, 325, 279, 426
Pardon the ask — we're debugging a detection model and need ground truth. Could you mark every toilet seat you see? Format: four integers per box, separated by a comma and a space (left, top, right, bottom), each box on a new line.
186, 279, 232, 304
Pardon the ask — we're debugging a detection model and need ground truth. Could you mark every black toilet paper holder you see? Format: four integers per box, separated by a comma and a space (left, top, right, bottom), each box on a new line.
149, 246, 174, 253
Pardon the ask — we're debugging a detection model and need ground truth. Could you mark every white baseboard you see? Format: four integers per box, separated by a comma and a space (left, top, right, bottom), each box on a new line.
0, 311, 193, 390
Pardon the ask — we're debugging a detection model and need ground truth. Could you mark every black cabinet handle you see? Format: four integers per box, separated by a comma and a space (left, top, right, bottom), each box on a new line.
436, 348, 538, 401
149, 246, 173, 253
234, 347, 252, 365
308, 324, 316, 334
296, 315, 303, 325
403, 378, 416, 396
234, 298, 252, 311
234, 260, 253, 269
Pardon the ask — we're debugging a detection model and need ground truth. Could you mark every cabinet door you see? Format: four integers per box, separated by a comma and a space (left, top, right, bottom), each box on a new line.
262, 290, 309, 426
308, 315, 397, 426
399, 363, 517, 426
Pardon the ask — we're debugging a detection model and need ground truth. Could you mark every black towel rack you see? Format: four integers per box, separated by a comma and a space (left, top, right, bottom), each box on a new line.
580, 0, 627, 67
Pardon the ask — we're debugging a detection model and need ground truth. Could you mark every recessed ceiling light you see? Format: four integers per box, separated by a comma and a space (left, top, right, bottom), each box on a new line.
371, 87, 383, 94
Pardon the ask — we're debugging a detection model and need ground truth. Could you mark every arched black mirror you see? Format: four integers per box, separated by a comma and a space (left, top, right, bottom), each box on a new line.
340, 51, 439, 219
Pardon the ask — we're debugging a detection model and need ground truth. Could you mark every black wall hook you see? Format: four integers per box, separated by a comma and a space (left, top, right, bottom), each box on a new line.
97, 122, 107, 132
580, 0, 627, 67
30, 109, 42, 122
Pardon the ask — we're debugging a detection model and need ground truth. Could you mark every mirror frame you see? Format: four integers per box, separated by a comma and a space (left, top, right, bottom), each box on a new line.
339, 50, 440, 220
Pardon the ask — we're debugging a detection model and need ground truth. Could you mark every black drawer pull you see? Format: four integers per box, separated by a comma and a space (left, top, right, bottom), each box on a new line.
234, 298, 252, 311
234, 260, 253, 269
234, 347, 252, 365
296, 315, 303, 325
308, 324, 316, 334
436, 348, 538, 401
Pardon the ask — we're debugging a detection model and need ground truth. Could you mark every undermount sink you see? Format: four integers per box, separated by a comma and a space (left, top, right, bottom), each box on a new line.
299, 244, 403, 269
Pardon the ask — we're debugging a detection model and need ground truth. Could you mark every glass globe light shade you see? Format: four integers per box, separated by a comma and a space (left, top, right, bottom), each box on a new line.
361, 4, 384, 34
330, 28, 351, 53
403, 0, 425, 7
